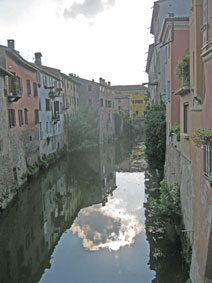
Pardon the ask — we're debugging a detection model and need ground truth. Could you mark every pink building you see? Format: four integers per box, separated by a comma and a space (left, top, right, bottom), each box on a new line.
160, 17, 189, 131
0, 40, 39, 187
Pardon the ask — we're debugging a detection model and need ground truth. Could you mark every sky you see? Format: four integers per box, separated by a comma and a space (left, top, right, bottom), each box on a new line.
0, 0, 154, 85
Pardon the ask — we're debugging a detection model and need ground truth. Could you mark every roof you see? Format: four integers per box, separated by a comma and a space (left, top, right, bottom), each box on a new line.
146, 44, 154, 73
60, 72, 80, 85
0, 65, 13, 76
32, 64, 61, 81
0, 44, 37, 72
159, 17, 189, 44
112, 85, 147, 92
114, 94, 131, 99
71, 76, 111, 88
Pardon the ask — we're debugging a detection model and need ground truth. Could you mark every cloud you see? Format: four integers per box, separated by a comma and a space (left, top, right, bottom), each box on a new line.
71, 199, 143, 251
64, 0, 116, 20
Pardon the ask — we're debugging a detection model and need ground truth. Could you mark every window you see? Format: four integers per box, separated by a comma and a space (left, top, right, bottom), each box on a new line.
33, 82, 38, 96
100, 98, 103, 107
0, 139, 3, 152
8, 109, 16, 128
26, 80, 31, 95
34, 109, 39, 124
105, 100, 108, 107
39, 99, 42, 110
136, 110, 139, 116
36, 72, 41, 86
18, 109, 24, 126
202, 0, 208, 46
24, 108, 28, 125
88, 85, 92, 91
184, 103, 189, 133
9, 75, 22, 95
166, 80, 170, 101
54, 101, 59, 117
88, 98, 92, 105
203, 140, 212, 182
135, 100, 142, 104
43, 75, 47, 87
3, 77, 7, 96
46, 99, 51, 111
46, 122, 48, 134
108, 100, 111, 108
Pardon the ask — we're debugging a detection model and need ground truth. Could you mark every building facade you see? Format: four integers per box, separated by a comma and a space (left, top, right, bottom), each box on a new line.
151, 0, 212, 281
146, 0, 189, 104
0, 66, 14, 196
113, 94, 132, 118
34, 53, 64, 157
112, 85, 147, 117
71, 76, 115, 144
0, 40, 39, 189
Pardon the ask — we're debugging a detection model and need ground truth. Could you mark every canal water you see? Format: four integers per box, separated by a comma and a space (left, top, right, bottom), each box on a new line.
0, 139, 187, 283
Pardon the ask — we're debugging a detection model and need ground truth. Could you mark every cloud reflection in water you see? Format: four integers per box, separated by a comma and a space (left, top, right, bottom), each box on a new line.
70, 197, 143, 251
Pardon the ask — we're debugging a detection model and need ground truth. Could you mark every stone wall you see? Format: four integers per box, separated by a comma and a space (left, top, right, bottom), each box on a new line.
165, 134, 194, 241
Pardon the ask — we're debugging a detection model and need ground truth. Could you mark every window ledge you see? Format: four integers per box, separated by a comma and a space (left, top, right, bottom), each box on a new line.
174, 85, 190, 96
181, 133, 189, 139
191, 105, 203, 112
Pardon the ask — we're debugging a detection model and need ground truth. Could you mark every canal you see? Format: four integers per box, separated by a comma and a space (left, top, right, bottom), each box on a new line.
0, 139, 187, 283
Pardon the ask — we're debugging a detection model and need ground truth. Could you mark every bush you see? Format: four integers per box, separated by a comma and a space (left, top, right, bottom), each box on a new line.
169, 124, 180, 141
149, 180, 181, 221
176, 55, 190, 85
144, 103, 166, 172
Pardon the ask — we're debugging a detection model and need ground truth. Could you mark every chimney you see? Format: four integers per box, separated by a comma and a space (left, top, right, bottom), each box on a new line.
34, 52, 42, 67
108, 81, 111, 86
7, 39, 15, 50
99, 77, 102, 84
102, 79, 105, 84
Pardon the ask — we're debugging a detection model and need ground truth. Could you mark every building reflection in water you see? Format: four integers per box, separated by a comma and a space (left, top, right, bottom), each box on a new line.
0, 140, 134, 283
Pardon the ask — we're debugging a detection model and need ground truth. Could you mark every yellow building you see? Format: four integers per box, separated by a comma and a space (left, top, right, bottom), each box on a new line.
112, 85, 147, 117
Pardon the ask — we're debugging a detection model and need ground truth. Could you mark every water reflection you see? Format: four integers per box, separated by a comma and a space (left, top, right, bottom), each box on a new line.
71, 196, 143, 252
0, 139, 135, 283
0, 138, 186, 283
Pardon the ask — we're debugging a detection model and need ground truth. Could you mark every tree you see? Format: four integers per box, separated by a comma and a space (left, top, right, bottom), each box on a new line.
65, 105, 99, 150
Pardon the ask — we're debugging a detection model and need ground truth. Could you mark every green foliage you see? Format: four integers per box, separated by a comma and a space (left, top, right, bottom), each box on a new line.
176, 55, 190, 85
65, 105, 99, 149
169, 124, 180, 141
144, 103, 166, 171
149, 180, 181, 221
192, 128, 212, 147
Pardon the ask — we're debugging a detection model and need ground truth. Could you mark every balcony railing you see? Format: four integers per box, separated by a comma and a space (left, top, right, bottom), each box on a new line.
8, 92, 21, 103
52, 112, 60, 124
48, 87, 62, 99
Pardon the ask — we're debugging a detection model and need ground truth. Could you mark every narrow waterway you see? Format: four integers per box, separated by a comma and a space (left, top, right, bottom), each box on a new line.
0, 139, 187, 283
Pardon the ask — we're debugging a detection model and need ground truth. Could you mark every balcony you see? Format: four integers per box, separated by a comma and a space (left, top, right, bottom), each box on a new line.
8, 92, 21, 103
48, 87, 62, 99
174, 83, 190, 96
52, 112, 60, 124
8, 75, 22, 102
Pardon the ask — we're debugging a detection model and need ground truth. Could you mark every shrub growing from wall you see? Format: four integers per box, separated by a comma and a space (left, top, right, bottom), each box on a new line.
144, 103, 166, 174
